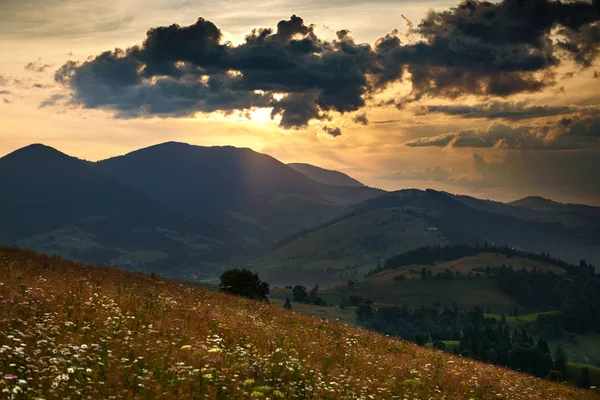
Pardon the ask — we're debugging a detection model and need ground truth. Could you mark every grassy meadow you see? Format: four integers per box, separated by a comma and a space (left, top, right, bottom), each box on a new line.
1, 246, 598, 399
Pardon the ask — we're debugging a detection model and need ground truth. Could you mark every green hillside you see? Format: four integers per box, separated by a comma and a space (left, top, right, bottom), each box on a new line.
250, 206, 448, 286
250, 190, 600, 287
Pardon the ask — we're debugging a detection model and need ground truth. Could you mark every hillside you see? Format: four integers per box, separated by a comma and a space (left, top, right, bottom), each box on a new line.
0, 142, 381, 280
251, 190, 600, 286
0, 144, 253, 279
0, 246, 596, 399
321, 250, 567, 312
0, 144, 169, 240
448, 193, 600, 228
93, 142, 380, 238
288, 163, 365, 187
511, 196, 600, 218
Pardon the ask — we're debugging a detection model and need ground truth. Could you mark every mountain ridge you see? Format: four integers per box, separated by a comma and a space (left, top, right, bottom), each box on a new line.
288, 162, 365, 187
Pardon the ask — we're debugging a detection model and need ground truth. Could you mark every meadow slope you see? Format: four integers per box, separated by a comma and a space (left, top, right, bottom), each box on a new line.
0, 246, 597, 399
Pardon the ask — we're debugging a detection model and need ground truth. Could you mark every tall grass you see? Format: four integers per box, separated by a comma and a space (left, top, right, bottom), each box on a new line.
0, 246, 597, 399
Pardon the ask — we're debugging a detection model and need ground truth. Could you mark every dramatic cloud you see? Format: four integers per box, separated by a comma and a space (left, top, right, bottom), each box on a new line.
24, 60, 52, 73
320, 126, 342, 137
406, 110, 600, 150
54, 15, 374, 128
54, 1, 600, 128
353, 112, 369, 125
415, 101, 580, 120
39, 94, 67, 108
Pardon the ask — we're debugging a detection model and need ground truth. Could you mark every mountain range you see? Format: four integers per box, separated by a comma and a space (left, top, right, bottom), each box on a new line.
1, 142, 599, 281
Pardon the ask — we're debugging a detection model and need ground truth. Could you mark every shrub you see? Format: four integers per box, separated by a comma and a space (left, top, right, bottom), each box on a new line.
220, 269, 269, 300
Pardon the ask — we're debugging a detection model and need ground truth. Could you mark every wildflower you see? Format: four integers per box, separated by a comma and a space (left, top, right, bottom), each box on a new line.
208, 347, 222, 353
202, 374, 213, 380
181, 345, 192, 350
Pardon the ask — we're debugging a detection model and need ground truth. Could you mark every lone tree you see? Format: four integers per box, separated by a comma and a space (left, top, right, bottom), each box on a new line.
220, 269, 269, 301
578, 367, 591, 388
292, 285, 308, 303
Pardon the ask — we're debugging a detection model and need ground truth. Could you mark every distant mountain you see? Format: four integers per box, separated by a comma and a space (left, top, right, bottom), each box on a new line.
0, 144, 239, 277
288, 163, 365, 187
92, 142, 381, 238
0, 144, 169, 240
447, 193, 600, 227
250, 189, 600, 286
0, 142, 382, 280
4, 142, 598, 285
511, 196, 600, 217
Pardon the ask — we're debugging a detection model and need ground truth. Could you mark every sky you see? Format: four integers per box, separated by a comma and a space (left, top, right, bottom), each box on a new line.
1, 0, 599, 204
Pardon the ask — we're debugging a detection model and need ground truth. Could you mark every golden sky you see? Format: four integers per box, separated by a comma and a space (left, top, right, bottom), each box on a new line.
1, 0, 599, 204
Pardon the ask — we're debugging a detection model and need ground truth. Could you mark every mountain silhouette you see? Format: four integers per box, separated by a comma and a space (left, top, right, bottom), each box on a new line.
288, 163, 365, 187
0, 144, 170, 240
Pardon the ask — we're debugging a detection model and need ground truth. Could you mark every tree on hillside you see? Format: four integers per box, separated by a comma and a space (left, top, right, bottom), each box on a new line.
220, 269, 269, 301
578, 367, 591, 388
292, 285, 308, 303
309, 284, 320, 302
553, 343, 568, 378
547, 370, 563, 382
284, 297, 292, 310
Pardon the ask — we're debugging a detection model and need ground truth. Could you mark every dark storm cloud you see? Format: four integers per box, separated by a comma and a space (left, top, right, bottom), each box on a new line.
39, 93, 67, 108
405, 109, 600, 149
25, 60, 53, 73
320, 126, 342, 137
416, 101, 579, 120
353, 112, 369, 125
378, 0, 600, 102
55, 16, 375, 127
55, 1, 600, 128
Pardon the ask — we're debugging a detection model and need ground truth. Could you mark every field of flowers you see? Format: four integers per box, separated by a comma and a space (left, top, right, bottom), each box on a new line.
1, 246, 598, 399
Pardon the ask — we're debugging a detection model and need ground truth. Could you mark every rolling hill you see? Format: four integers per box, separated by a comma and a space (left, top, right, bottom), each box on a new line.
92, 142, 380, 239
321, 250, 566, 312
250, 189, 600, 286
511, 196, 600, 219
0, 245, 596, 399
288, 162, 365, 187
0, 142, 381, 280
448, 193, 600, 228
0, 144, 246, 278
267, 244, 600, 369
0, 144, 170, 240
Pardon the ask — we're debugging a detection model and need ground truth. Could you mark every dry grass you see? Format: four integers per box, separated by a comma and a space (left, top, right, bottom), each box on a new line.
0, 246, 597, 399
